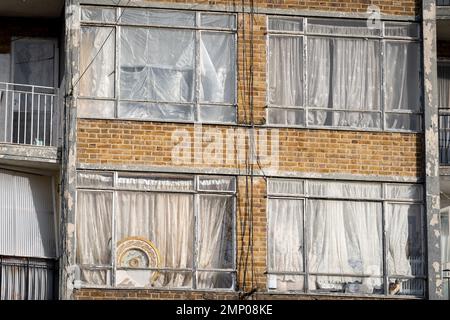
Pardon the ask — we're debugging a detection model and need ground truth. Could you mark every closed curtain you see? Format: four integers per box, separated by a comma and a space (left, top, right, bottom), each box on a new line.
307, 200, 383, 291
76, 191, 112, 285
197, 195, 234, 289
116, 191, 194, 288
268, 199, 304, 290
307, 37, 380, 128
438, 65, 450, 163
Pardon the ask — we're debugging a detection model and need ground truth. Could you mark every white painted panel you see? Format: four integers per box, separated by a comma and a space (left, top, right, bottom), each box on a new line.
0, 169, 55, 258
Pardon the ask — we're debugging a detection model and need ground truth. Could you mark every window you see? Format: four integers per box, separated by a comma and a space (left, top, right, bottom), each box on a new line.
267, 179, 425, 296
76, 172, 236, 290
267, 17, 422, 131
438, 62, 450, 164
78, 6, 236, 123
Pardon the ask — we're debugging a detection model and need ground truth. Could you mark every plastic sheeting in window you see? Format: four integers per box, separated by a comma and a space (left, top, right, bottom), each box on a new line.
198, 176, 236, 191
385, 184, 423, 201
120, 27, 195, 103
77, 171, 114, 188
120, 8, 195, 27
80, 27, 115, 98
200, 14, 236, 29
77, 99, 115, 118
200, 32, 235, 104
268, 179, 304, 195
81, 6, 116, 22
118, 102, 194, 121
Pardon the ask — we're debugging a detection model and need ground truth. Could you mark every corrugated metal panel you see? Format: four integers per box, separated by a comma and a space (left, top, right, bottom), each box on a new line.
0, 169, 55, 258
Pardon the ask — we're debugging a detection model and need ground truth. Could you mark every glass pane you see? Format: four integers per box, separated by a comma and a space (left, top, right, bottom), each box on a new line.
150, 271, 193, 289
116, 174, 194, 191
267, 274, 304, 291
309, 275, 384, 294
77, 171, 114, 188
307, 37, 380, 114
198, 195, 234, 269
118, 102, 194, 121
386, 203, 424, 276
197, 272, 233, 289
268, 179, 304, 195
308, 181, 382, 199
80, 27, 115, 98
77, 99, 115, 118
198, 176, 236, 191
120, 8, 195, 27
385, 184, 423, 201
268, 18, 303, 32
286, 109, 305, 126
120, 28, 195, 102
201, 14, 235, 29
269, 36, 303, 107
307, 18, 381, 36
384, 22, 419, 38
388, 278, 425, 296
76, 191, 113, 266
384, 42, 421, 112
385, 113, 422, 131
268, 108, 286, 125
308, 200, 383, 275
268, 199, 304, 272
81, 6, 116, 22
80, 269, 111, 286
199, 105, 236, 123
200, 32, 235, 104
307, 110, 381, 129
438, 63, 450, 109
116, 191, 194, 269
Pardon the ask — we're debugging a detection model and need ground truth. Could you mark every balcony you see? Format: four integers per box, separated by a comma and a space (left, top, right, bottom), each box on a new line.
0, 82, 58, 147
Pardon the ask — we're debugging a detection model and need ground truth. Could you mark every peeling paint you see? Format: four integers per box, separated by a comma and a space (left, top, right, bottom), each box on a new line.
430, 213, 439, 226
433, 262, 440, 273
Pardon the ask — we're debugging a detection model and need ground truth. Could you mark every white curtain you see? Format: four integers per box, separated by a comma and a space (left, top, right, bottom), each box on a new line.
438, 64, 450, 163
441, 210, 450, 270
116, 191, 194, 288
307, 37, 380, 128
384, 41, 421, 130
76, 191, 112, 285
269, 36, 303, 107
307, 200, 383, 292
268, 199, 304, 290
308, 180, 381, 199
197, 195, 233, 289
79, 27, 115, 98
386, 203, 420, 276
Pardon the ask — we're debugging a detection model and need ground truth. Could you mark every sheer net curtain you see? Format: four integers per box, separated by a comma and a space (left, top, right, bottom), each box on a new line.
268, 199, 304, 290
197, 195, 234, 289
76, 191, 112, 285
307, 37, 380, 128
438, 64, 450, 163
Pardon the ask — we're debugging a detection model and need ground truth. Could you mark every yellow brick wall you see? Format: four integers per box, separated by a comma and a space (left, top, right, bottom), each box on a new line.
77, 119, 423, 178
142, 0, 420, 16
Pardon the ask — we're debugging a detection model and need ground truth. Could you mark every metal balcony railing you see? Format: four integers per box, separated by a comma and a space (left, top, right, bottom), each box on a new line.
438, 0, 450, 5
0, 82, 58, 147
440, 111, 450, 165
0, 255, 57, 300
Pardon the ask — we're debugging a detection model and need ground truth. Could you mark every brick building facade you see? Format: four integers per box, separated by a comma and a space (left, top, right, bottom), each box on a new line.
0, 0, 448, 300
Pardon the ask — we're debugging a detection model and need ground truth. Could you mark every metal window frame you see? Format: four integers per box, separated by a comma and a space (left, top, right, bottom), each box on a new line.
266, 16, 423, 133
75, 171, 237, 292
78, 5, 238, 125
266, 178, 426, 297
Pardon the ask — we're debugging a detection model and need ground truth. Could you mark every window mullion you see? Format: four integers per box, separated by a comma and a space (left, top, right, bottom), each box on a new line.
381, 184, 389, 295
381, 39, 386, 131
195, 12, 201, 123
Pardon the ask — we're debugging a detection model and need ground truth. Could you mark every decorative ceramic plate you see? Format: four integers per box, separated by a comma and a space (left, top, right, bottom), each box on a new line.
116, 237, 160, 270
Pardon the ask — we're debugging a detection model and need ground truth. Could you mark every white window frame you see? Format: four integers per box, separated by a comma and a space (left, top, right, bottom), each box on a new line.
266, 16, 422, 132
266, 178, 426, 297
75, 171, 237, 291
78, 6, 238, 124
